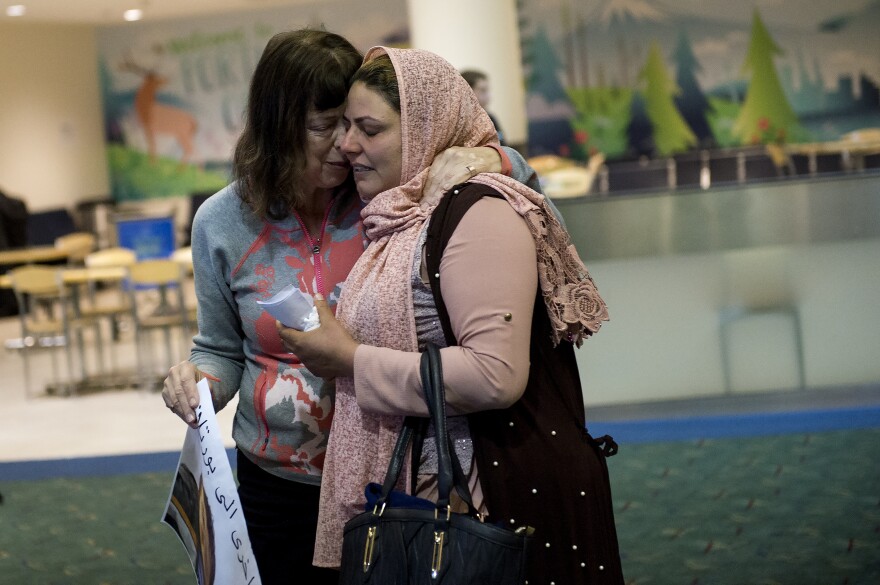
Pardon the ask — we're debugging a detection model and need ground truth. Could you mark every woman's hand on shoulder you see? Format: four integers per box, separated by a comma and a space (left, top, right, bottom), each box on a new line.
422, 146, 502, 209
276, 295, 359, 379
162, 361, 203, 428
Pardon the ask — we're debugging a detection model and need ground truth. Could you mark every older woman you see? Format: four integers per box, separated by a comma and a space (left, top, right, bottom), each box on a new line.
160, 30, 539, 584
281, 47, 623, 584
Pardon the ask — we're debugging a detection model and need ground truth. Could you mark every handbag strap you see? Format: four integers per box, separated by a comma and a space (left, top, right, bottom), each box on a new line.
376, 344, 478, 519
379, 418, 417, 500
420, 343, 453, 510
408, 417, 428, 494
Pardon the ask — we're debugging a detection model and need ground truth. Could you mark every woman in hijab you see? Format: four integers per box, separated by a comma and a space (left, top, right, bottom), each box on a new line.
280, 47, 624, 584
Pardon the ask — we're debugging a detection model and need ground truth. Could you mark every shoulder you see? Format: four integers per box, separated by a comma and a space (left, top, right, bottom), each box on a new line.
438, 181, 502, 218
194, 184, 242, 221
454, 182, 516, 216
444, 187, 536, 268
462, 194, 526, 232
193, 183, 263, 232
191, 183, 265, 256
447, 183, 528, 237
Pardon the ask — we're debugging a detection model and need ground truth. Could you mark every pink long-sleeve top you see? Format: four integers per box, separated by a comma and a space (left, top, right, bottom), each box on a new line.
352, 196, 538, 416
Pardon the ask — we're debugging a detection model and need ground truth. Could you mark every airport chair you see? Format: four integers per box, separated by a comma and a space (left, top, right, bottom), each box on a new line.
8, 266, 97, 397
78, 247, 138, 371
127, 259, 191, 390
171, 246, 198, 333
54, 232, 97, 266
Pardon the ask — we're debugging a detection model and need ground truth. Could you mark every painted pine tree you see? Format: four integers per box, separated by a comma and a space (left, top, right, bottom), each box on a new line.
639, 42, 696, 155
732, 8, 798, 145
672, 31, 714, 147
626, 91, 655, 157
526, 26, 570, 103
517, 0, 531, 74
524, 24, 575, 156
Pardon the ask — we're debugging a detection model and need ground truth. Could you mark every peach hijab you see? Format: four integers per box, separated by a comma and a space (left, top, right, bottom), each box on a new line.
313, 46, 608, 567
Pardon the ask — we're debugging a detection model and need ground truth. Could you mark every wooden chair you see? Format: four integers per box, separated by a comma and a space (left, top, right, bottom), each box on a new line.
171, 246, 198, 331
170, 246, 193, 267
54, 232, 97, 266
127, 259, 192, 390
80, 247, 138, 370
8, 266, 97, 397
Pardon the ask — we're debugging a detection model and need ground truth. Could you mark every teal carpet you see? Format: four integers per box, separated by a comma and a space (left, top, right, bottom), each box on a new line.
1, 428, 878, 584
609, 429, 880, 585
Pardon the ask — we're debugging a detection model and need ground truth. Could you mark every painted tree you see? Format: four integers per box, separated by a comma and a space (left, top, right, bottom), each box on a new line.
639, 42, 696, 155
672, 31, 714, 147
626, 91, 655, 157
521, 22, 575, 157
732, 8, 798, 145
525, 25, 570, 103
517, 0, 531, 72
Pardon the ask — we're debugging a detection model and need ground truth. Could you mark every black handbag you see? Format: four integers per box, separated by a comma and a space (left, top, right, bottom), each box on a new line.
339, 343, 533, 584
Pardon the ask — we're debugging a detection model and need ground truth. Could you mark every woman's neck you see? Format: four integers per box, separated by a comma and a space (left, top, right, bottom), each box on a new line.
294, 187, 334, 235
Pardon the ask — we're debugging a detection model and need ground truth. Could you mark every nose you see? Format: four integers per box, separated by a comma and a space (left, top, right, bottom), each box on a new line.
332, 119, 346, 150
339, 126, 359, 159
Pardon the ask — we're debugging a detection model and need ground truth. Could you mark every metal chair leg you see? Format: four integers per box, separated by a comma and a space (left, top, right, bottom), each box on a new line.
22, 340, 32, 400
49, 341, 61, 396
64, 325, 77, 396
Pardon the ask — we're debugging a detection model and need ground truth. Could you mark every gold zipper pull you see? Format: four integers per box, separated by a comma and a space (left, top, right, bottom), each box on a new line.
363, 525, 377, 573
431, 530, 445, 579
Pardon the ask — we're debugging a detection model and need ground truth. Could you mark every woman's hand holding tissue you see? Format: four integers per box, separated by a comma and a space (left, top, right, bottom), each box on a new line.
276, 295, 359, 379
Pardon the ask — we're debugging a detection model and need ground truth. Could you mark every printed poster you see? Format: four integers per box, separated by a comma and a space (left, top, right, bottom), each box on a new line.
162, 380, 261, 585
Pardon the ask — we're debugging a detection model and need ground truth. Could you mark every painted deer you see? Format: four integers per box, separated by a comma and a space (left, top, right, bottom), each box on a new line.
119, 57, 198, 165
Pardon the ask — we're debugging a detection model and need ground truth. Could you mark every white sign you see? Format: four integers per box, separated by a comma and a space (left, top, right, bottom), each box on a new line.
162, 379, 262, 585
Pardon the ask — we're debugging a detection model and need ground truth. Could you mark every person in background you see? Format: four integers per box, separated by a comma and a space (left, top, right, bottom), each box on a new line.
280, 47, 624, 583
461, 68, 506, 145
0, 186, 28, 251
159, 29, 543, 584
0, 186, 29, 317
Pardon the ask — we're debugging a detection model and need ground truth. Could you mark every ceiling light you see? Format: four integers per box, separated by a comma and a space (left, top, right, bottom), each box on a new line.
123, 9, 143, 21
7, 5, 26, 17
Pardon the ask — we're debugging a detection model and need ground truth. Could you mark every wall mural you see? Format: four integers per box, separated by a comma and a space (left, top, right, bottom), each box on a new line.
518, 0, 880, 162
97, 1, 407, 201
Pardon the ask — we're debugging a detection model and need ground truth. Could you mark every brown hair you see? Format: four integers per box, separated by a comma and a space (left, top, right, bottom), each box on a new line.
350, 54, 400, 113
460, 69, 487, 89
233, 29, 362, 220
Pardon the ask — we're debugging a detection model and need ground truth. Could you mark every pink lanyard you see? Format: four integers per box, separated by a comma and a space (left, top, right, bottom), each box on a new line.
291, 202, 333, 297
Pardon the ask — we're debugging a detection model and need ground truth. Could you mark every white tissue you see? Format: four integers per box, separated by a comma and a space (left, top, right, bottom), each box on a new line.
256, 284, 321, 331
300, 306, 320, 332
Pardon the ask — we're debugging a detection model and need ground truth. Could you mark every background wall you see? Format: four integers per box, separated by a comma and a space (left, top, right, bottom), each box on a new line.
577, 238, 880, 405
562, 171, 880, 407
0, 22, 109, 211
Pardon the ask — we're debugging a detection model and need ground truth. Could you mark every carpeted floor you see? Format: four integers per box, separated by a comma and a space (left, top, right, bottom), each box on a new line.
1, 425, 878, 584
610, 428, 880, 585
